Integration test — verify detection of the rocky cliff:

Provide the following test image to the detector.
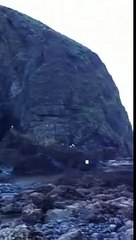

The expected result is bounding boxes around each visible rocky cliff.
[0,6,133,173]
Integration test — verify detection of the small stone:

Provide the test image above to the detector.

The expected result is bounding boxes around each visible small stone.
[58,229,84,240]
[125,220,133,229]
[126,229,133,240]
[110,232,117,237]
[43,229,54,235]
[91,232,99,237]
[109,224,116,231]
[34,237,43,240]
[45,208,71,223]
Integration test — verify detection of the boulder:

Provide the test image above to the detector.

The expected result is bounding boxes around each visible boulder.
[22,203,43,224]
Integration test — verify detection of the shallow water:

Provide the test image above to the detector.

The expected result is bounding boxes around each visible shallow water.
[0,159,133,190]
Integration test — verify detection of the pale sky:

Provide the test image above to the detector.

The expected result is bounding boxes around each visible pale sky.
[0,0,133,124]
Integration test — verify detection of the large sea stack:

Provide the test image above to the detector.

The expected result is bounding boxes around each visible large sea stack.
[0,6,133,173]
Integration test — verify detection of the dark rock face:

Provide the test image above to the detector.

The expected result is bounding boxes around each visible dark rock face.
[0,6,133,172]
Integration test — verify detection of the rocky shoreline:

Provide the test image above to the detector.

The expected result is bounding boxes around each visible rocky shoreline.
[0,162,133,240]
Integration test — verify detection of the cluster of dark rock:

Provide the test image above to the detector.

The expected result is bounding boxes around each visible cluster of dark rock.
[0,170,133,239]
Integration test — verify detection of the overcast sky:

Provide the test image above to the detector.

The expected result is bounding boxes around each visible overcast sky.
[0,0,133,124]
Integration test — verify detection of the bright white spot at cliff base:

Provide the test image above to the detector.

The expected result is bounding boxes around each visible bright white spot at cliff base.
[85,160,90,165]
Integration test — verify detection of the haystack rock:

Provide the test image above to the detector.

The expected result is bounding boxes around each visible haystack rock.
[0,6,133,173]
